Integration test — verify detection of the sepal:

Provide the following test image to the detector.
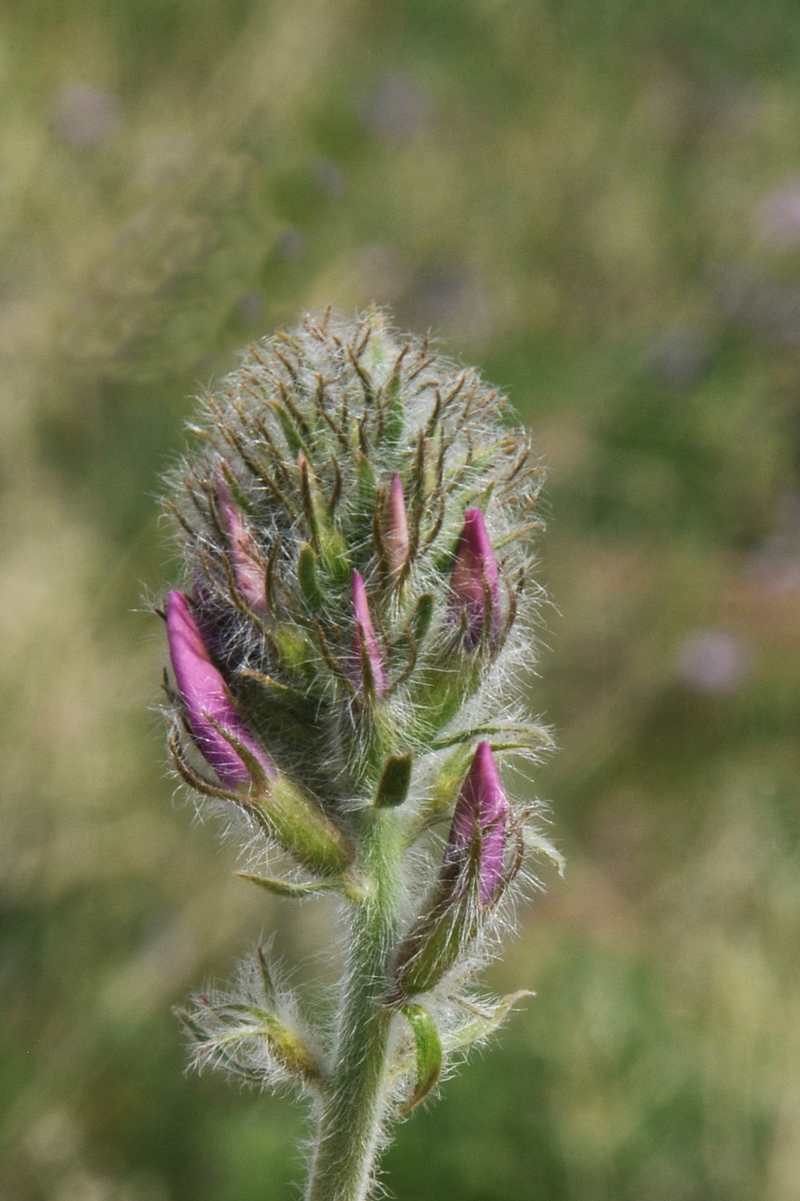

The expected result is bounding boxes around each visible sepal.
[405,744,473,843]
[176,980,320,1086]
[237,872,341,899]
[373,754,413,809]
[252,776,354,878]
[237,869,364,901]
[521,821,565,877]
[397,1004,443,1115]
[167,716,352,878]
[443,991,534,1055]
[298,543,325,611]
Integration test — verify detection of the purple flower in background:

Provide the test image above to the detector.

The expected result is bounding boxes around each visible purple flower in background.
[167,590,274,786]
[447,741,509,904]
[449,509,501,646]
[351,571,387,699]
[216,472,267,615]
[757,179,800,249]
[675,628,749,694]
[53,82,120,148]
[385,472,409,578]
[364,72,429,143]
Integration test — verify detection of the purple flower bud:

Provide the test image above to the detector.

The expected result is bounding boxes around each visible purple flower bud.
[384,472,409,578]
[216,472,267,614]
[449,509,501,647]
[167,590,274,787]
[351,571,387,699]
[447,741,508,904]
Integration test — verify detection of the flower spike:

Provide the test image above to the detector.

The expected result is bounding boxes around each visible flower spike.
[449,508,501,646]
[166,590,274,787]
[157,310,552,1200]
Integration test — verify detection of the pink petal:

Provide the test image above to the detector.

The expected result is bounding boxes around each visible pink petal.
[450,509,501,646]
[351,571,387,699]
[167,590,273,786]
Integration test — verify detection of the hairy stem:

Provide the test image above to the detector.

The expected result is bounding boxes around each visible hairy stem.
[306,810,404,1201]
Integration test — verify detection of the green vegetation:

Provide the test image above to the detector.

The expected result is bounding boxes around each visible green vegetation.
[3,1,800,1197]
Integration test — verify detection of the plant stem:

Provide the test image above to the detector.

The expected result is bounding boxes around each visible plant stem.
[306,809,404,1201]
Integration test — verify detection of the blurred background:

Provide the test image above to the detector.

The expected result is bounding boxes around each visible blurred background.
[3,1,800,1198]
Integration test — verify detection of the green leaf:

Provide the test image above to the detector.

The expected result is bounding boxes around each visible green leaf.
[405,744,472,844]
[399,1004,443,1115]
[256,944,278,1005]
[443,991,534,1055]
[431,721,555,754]
[189,1000,320,1079]
[522,827,565,876]
[236,872,339,898]
[373,753,413,808]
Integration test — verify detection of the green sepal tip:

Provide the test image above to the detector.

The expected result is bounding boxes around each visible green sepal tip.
[398,1004,443,1115]
[373,753,413,808]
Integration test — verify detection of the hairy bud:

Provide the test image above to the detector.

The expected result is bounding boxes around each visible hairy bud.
[450,508,501,647]
[392,742,517,999]
[351,570,387,700]
[447,740,509,904]
[166,589,274,786]
[216,471,268,615]
[384,471,409,579]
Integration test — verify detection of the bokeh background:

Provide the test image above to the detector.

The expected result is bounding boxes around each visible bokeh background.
[3,1,800,1198]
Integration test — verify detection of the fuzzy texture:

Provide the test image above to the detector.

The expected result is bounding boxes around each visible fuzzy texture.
[166,589,275,785]
[160,308,559,1201]
[448,740,509,904]
[449,509,502,648]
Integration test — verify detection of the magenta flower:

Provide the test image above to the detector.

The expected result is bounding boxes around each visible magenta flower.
[216,472,267,614]
[447,741,509,904]
[167,590,274,787]
[384,472,409,578]
[351,571,387,699]
[449,509,501,646]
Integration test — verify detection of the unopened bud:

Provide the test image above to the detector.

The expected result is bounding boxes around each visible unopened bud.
[393,742,511,998]
[446,741,508,905]
[216,472,267,615]
[167,590,275,786]
[351,571,387,699]
[449,509,501,647]
[384,472,409,578]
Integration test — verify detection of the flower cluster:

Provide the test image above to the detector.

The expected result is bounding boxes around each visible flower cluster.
[159,309,559,1200]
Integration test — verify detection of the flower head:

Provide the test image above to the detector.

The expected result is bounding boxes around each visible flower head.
[159,311,551,1152]
[167,590,274,787]
[450,509,501,647]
